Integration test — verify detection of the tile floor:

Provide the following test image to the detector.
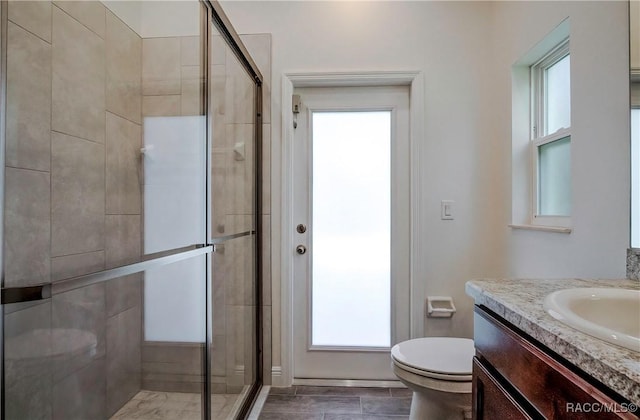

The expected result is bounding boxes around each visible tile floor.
[110,390,239,419]
[258,386,412,419]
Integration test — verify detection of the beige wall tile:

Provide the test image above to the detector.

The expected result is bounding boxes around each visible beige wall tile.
[52,6,105,144]
[210,64,228,233]
[181,36,199,66]
[106,10,142,124]
[4,168,50,287]
[53,0,105,38]
[181,78,202,116]
[6,22,52,172]
[51,131,105,257]
[141,342,203,393]
[240,34,271,124]
[51,250,105,282]
[52,357,107,419]
[182,65,200,80]
[211,146,230,236]
[224,234,255,306]
[52,283,106,382]
[261,124,271,214]
[142,37,181,95]
[210,64,227,146]
[8,0,52,43]
[261,215,271,306]
[106,305,142,416]
[142,95,181,117]
[106,112,142,215]
[225,124,255,217]
[212,335,226,376]
[212,252,226,335]
[211,35,226,66]
[105,215,141,269]
[4,302,53,418]
[225,305,245,387]
[106,273,142,318]
[225,50,255,124]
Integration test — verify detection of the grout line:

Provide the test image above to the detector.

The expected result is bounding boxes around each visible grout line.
[51,129,105,146]
[106,109,142,128]
[5,165,50,175]
[52,3,105,41]
[6,17,51,45]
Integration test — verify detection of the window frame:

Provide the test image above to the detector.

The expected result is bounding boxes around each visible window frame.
[530,39,571,228]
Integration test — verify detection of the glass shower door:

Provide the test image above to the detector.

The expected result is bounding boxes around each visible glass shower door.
[209,14,261,418]
[1,1,263,418]
[1,1,210,418]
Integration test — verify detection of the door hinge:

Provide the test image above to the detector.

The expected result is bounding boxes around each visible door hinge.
[293,94,301,129]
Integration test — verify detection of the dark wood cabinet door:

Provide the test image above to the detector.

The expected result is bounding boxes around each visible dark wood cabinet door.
[473,357,533,420]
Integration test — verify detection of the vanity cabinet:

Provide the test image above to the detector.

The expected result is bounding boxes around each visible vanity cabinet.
[472,306,637,419]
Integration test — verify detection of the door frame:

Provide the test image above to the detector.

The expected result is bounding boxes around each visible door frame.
[278,71,425,386]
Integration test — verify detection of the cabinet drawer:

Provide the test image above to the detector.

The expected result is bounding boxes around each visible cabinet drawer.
[474,306,636,419]
[473,357,532,420]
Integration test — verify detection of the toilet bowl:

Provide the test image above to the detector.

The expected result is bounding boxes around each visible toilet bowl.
[391,337,474,420]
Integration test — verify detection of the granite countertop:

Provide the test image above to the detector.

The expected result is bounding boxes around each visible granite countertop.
[465,278,640,405]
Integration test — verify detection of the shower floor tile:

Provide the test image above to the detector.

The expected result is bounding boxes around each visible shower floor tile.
[110,390,240,419]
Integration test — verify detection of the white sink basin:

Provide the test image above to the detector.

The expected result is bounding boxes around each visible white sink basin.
[544,288,640,353]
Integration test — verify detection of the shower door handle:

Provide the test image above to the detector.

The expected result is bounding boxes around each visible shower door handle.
[296,245,307,255]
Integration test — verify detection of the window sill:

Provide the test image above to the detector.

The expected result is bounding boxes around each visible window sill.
[509,224,572,234]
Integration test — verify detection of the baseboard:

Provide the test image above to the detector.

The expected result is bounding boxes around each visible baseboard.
[270,366,285,387]
[292,378,405,388]
[268,367,403,389]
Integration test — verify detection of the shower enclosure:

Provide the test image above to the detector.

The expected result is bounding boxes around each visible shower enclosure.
[0,0,263,418]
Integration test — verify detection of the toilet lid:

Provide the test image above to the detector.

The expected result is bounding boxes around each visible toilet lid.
[391,337,474,375]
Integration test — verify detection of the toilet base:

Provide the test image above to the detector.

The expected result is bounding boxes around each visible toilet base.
[409,389,472,420]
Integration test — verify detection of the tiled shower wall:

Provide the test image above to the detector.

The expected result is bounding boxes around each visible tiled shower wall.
[139,31,273,393]
[3,0,272,417]
[139,33,204,394]
[4,1,142,419]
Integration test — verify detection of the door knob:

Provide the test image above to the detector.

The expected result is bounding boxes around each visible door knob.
[296,245,307,255]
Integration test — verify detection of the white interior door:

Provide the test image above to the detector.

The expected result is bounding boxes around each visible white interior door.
[292,86,410,380]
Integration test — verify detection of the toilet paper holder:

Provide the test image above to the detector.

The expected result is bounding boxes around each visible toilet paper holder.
[427,296,456,318]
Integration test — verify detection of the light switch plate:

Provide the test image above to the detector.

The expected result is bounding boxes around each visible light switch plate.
[441,200,454,220]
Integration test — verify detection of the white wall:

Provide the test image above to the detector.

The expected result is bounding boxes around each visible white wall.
[220,0,630,383]
[221,0,504,379]
[491,1,630,278]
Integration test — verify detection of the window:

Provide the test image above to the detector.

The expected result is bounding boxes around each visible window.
[530,40,571,226]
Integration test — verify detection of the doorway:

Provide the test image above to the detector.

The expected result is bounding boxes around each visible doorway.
[291,86,411,381]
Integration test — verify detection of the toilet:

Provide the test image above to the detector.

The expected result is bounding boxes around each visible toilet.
[391,337,475,420]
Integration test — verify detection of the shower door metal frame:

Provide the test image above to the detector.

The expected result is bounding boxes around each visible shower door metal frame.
[205,2,264,417]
